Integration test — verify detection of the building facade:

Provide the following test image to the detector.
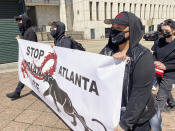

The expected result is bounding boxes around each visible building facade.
[25,0,175,39]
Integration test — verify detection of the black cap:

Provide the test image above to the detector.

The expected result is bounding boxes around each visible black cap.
[104,12,129,25]
[14,14,24,21]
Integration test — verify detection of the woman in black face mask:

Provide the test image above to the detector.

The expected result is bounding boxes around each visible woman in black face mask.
[151,19,175,113]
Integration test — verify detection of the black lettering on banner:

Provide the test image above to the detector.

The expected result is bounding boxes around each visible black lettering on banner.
[39,50,44,59]
[89,80,99,96]
[75,73,81,87]
[31,47,35,57]
[65,68,70,81]
[63,67,66,77]
[26,46,45,59]
[26,46,30,55]
[82,76,89,90]
[32,80,40,92]
[58,66,99,96]
[34,49,39,58]
[59,66,62,76]
[69,71,75,84]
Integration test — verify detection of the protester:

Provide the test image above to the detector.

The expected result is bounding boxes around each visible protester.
[152,23,164,91]
[49,21,85,51]
[152,19,175,112]
[6,15,37,99]
[101,11,156,131]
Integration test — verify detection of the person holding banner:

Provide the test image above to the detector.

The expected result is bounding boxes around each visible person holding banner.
[152,19,175,112]
[101,12,156,131]
[6,15,37,99]
[49,21,85,51]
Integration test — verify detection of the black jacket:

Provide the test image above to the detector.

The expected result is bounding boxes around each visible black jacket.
[152,38,175,80]
[100,12,156,130]
[52,21,84,50]
[20,16,37,42]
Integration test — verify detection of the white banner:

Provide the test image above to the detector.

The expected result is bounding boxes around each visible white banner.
[18,39,126,131]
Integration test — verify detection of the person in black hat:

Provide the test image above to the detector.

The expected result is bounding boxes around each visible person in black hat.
[152,19,175,112]
[100,12,156,131]
[48,21,85,51]
[6,14,37,99]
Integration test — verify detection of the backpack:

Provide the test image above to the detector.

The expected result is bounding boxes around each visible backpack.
[70,39,86,51]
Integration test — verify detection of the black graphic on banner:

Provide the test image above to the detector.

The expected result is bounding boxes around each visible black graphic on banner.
[43,74,107,131]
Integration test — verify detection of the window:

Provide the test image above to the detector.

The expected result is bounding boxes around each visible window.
[134,4,136,14]
[90,29,95,39]
[129,3,132,12]
[158,5,160,19]
[153,4,156,18]
[118,3,120,14]
[110,3,113,19]
[96,2,99,20]
[149,25,154,32]
[174,6,175,18]
[140,4,142,18]
[161,5,164,18]
[123,3,125,11]
[149,4,152,19]
[169,5,171,18]
[144,4,147,19]
[105,2,107,19]
[166,5,168,18]
[89,1,92,20]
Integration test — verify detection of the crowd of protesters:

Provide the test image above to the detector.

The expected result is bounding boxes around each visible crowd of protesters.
[6,12,175,131]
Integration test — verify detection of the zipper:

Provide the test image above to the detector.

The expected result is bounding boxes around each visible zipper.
[126,58,131,104]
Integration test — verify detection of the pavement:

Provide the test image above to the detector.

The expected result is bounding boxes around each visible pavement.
[0,39,175,131]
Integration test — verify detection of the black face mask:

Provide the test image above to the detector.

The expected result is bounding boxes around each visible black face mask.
[50,28,58,38]
[18,23,24,35]
[163,31,172,38]
[110,29,129,45]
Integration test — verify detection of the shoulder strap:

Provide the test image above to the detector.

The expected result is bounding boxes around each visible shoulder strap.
[160,47,175,62]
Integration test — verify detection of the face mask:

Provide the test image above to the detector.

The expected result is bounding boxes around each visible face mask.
[111,29,129,45]
[18,23,24,35]
[50,27,58,38]
[163,31,172,38]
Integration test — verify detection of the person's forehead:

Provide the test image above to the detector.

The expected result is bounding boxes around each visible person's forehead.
[161,25,171,30]
[51,24,57,28]
[17,19,22,23]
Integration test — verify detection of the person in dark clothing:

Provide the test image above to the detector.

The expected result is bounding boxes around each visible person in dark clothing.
[6,15,37,99]
[100,12,156,131]
[152,19,175,112]
[49,21,85,51]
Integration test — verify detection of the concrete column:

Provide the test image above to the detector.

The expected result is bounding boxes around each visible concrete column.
[92,1,96,21]
[65,0,74,31]
[60,0,67,30]
[125,2,130,12]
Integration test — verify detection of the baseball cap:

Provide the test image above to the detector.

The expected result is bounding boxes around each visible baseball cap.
[104,12,129,25]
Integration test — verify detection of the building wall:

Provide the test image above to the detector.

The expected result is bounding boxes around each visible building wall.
[35,5,60,30]
[25,0,175,39]
[72,0,175,39]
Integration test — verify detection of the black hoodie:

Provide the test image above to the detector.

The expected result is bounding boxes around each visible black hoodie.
[152,37,175,80]
[51,21,85,51]
[100,12,155,130]
[51,21,72,48]
[19,15,37,42]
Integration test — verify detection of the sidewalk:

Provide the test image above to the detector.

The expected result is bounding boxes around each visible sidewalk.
[0,72,70,131]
